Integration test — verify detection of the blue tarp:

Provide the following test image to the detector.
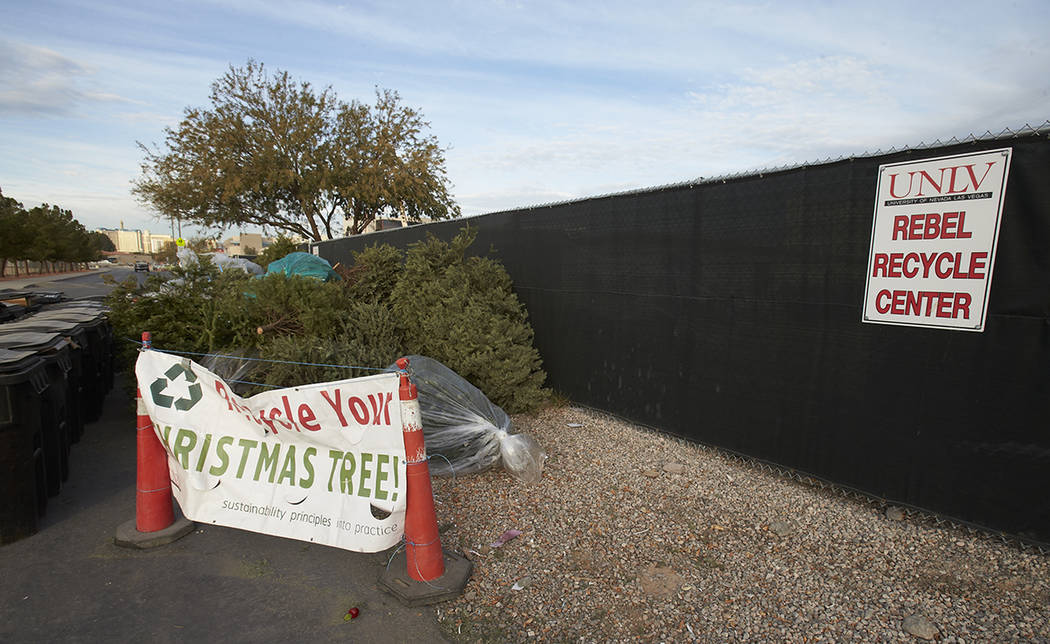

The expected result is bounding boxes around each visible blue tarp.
[263,252,340,282]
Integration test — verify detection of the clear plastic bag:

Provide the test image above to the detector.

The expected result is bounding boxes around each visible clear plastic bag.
[394,355,546,484]
[207,252,264,275]
[201,350,259,396]
[176,247,198,267]
[175,248,263,275]
[499,432,546,485]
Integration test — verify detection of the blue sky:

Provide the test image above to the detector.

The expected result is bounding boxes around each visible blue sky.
[2,0,1047,237]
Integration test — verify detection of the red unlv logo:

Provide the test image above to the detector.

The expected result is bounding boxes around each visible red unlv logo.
[887,161,998,198]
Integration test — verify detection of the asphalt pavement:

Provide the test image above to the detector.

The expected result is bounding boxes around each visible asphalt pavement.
[1,265,131,299]
[0,273,449,643]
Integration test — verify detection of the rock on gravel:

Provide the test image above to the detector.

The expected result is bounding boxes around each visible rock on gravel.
[429,406,1050,642]
[662,462,687,474]
[903,614,939,640]
[637,565,685,598]
[768,519,796,537]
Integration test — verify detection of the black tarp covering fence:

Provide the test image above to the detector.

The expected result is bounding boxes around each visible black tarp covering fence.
[314,133,1050,544]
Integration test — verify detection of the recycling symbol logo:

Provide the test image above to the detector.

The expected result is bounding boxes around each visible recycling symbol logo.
[150,363,203,411]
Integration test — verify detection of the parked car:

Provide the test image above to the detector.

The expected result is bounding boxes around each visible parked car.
[134,261,150,272]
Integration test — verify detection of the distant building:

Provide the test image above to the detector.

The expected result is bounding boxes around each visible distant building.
[148,233,174,253]
[355,214,422,235]
[96,227,169,254]
[221,232,272,257]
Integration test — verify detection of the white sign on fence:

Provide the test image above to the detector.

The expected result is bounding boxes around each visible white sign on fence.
[135,350,406,552]
[862,148,1012,331]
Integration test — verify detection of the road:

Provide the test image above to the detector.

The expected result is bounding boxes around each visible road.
[0,265,147,299]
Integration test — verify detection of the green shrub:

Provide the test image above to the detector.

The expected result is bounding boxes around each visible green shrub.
[253,235,301,269]
[344,243,403,303]
[243,273,349,340]
[254,301,403,389]
[106,228,550,413]
[391,228,548,413]
[105,257,253,370]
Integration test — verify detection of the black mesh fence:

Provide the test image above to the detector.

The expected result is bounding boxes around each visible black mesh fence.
[316,133,1050,544]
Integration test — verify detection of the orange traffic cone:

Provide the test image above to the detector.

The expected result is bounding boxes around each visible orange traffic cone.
[114,332,193,548]
[397,357,445,581]
[134,381,174,532]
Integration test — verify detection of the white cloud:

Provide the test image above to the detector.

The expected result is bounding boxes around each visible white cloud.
[211,0,752,76]
[3,0,1048,233]
[0,41,85,114]
[115,110,183,126]
[0,39,141,115]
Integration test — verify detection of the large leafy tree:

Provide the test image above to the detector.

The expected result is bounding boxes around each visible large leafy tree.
[132,60,460,242]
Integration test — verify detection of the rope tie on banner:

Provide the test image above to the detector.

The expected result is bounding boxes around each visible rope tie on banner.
[405,536,441,549]
[428,453,456,482]
[125,337,397,374]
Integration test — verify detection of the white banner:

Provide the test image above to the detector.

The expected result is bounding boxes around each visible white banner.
[862,148,1012,331]
[135,350,406,552]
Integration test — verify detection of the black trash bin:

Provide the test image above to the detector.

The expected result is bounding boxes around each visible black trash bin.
[0,330,75,496]
[1,317,89,441]
[34,306,113,420]
[0,348,50,544]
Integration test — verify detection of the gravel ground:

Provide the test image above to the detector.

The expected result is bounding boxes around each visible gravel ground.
[428,405,1050,643]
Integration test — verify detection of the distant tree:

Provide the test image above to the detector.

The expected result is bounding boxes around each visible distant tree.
[12,203,94,273]
[154,240,178,264]
[90,231,115,253]
[0,190,30,276]
[132,60,460,242]
[188,236,214,253]
[24,205,61,272]
[0,190,104,274]
[65,221,95,267]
